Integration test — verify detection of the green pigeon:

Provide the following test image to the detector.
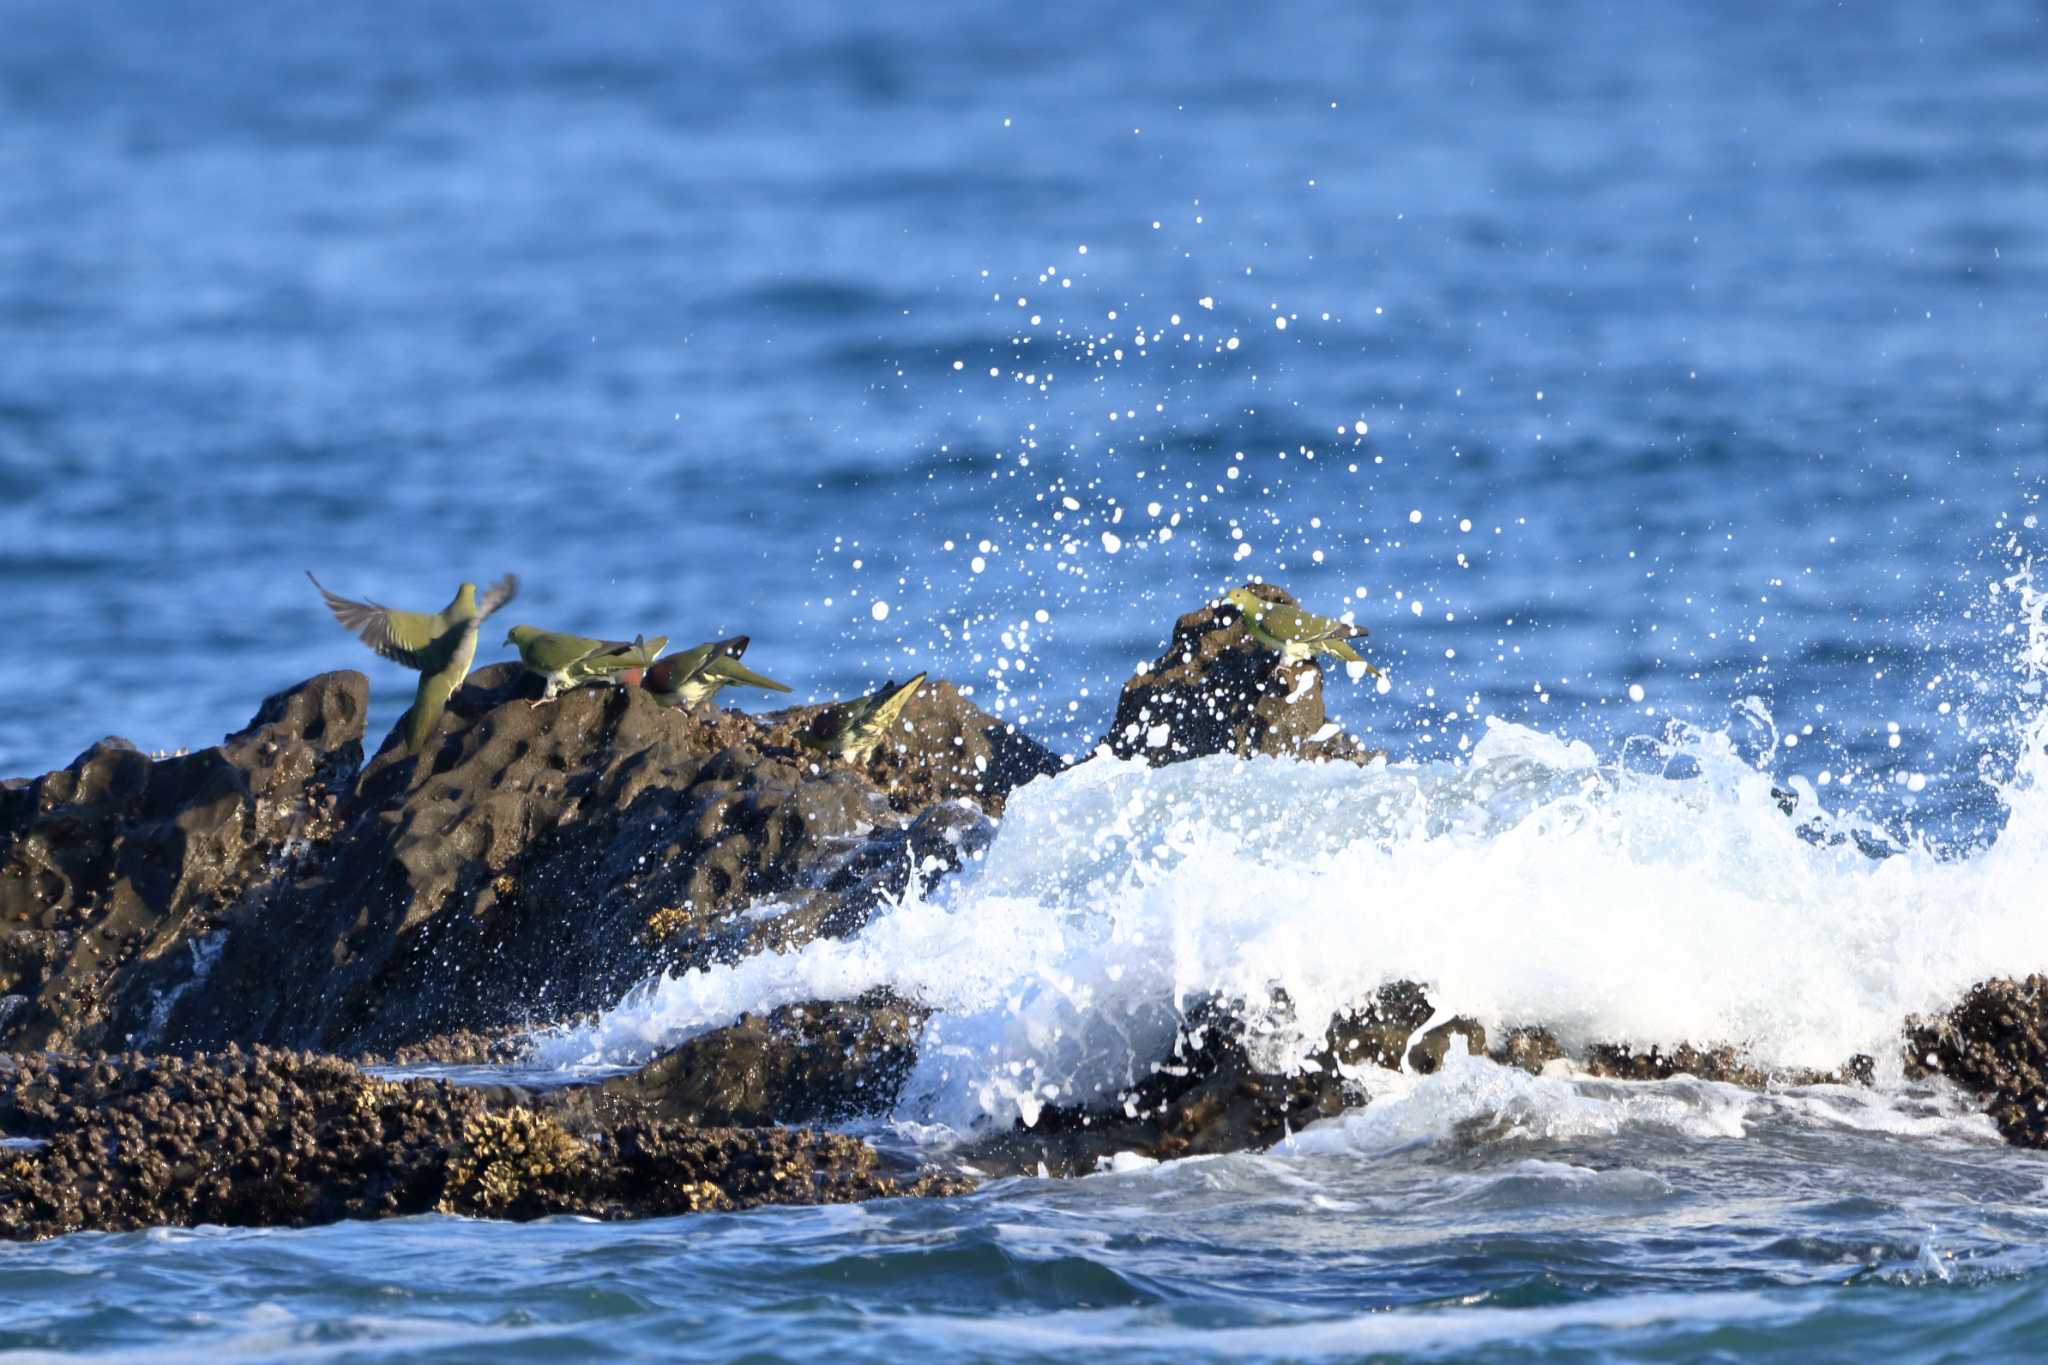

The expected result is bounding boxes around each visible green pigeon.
[643,636,793,711]
[504,625,669,704]
[308,570,519,755]
[799,673,929,762]
[1223,586,1378,673]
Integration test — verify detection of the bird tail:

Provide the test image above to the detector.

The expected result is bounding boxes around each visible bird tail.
[711,657,793,692]
[876,673,928,719]
[403,671,461,755]
[606,634,667,668]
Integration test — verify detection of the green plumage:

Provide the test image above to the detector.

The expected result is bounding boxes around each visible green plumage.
[800,673,928,761]
[643,636,793,711]
[1223,586,1376,672]
[309,570,519,755]
[504,625,668,701]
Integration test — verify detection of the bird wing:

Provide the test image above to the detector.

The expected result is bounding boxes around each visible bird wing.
[645,635,751,693]
[616,634,668,669]
[647,643,716,692]
[569,634,667,677]
[476,573,519,620]
[520,630,610,673]
[307,572,441,670]
[1264,602,1366,643]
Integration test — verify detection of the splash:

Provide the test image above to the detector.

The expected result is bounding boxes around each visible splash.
[538,565,2048,1134]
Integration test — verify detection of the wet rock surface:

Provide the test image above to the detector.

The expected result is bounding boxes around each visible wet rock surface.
[0,1048,969,1242]
[361,1027,543,1069]
[957,981,1894,1176]
[0,673,366,1053]
[1102,583,1378,767]
[962,998,1355,1177]
[1578,1041,1874,1090]
[1905,975,2048,1148]
[960,986,1497,1177]
[1,663,1052,1058]
[561,991,928,1129]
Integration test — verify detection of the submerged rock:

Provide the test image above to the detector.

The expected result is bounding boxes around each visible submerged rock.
[962,997,1355,1177]
[961,980,1894,1175]
[0,1048,969,1242]
[1102,583,1378,767]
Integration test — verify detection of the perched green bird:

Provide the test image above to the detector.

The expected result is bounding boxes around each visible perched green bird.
[799,673,929,762]
[643,636,793,711]
[308,570,519,755]
[504,626,669,703]
[1223,586,1378,673]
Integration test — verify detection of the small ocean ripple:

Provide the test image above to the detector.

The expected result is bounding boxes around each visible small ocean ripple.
[7,1132,2048,1364]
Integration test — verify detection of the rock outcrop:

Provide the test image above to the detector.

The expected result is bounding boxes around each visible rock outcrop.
[0,673,366,1053]
[1103,583,1377,766]
[16,583,2048,1241]
[0,662,1055,1059]
[0,1048,968,1241]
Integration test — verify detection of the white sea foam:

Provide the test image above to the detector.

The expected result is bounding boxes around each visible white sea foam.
[535,565,2048,1139]
[1279,1046,1754,1154]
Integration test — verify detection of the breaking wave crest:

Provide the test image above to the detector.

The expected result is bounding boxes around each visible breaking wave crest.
[536,565,2048,1139]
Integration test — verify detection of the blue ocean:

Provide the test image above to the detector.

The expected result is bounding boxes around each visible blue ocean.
[4,0,2048,1358]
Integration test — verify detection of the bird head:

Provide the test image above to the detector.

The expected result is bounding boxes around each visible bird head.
[505,624,539,647]
[456,582,478,608]
[1223,587,1264,618]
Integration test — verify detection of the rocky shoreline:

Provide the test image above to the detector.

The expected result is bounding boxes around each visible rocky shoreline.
[0,1047,967,1241]
[4,585,2046,1240]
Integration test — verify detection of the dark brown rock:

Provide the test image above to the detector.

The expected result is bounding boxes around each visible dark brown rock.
[0,673,366,1052]
[0,1048,969,1242]
[963,985,1464,1176]
[1491,1026,1568,1073]
[362,1027,542,1068]
[1321,980,1435,1071]
[963,997,1356,1177]
[0,656,1046,1060]
[1579,1041,1872,1090]
[1102,583,1377,767]
[1905,975,2048,1148]
[732,678,1060,819]
[561,991,928,1129]
[1406,1017,1488,1075]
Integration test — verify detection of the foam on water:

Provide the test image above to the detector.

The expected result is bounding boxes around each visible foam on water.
[536,567,2048,1137]
[1276,1041,2001,1159]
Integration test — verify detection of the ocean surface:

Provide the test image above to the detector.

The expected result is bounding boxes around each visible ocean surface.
[4,0,2048,1358]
